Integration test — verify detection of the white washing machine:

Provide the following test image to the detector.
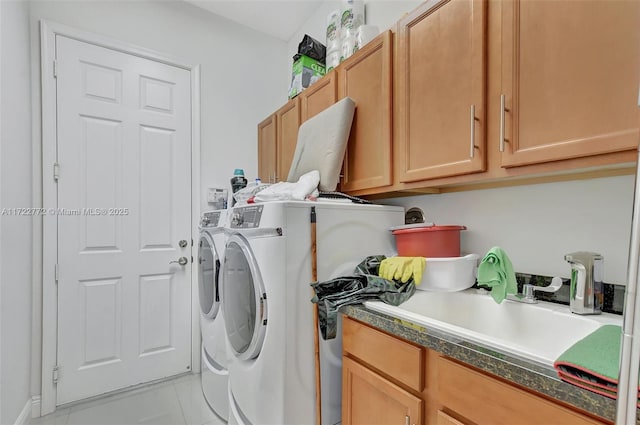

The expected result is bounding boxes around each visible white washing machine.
[198,209,230,421]
[221,200,403,425]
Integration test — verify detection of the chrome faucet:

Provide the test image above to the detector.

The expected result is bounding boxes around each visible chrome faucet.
[507,277,563,303]
[564,252,603,315]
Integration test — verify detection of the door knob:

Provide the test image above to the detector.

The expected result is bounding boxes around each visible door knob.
[178,239,188,248]
[170,257,189,266]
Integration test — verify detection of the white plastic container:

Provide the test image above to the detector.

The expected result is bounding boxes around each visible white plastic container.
[355,25,379,51]
[326,49,340,71]
[340,34,357,62]
[341,0,365,30]
[415,254,479,292]
[326,10,341,51]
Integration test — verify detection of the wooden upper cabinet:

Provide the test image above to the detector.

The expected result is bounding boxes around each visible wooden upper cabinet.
[499,0,640,168]
[300,70,337,123]
[342,356,423,425]
[338,30,393,192]
[275,98,300,182]
[257,114,277,183]
[396,0,487,183]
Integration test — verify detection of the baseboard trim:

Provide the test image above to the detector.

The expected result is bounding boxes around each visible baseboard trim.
[14,398,32,425]
[31,396,41,419]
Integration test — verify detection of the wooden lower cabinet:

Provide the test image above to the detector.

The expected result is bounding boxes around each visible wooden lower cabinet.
[342,317,607,425]
[436,411,466,425]
[343,356,423,425]
[437,357,606,425]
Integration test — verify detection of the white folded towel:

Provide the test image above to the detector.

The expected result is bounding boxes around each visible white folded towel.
[254,170,320,202]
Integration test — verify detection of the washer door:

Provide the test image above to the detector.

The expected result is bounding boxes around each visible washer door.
[198,231,221,319]
[221,233,267,361]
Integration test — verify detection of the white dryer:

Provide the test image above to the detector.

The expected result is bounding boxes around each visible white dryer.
[198,209,230,421]
[221,201,403,425]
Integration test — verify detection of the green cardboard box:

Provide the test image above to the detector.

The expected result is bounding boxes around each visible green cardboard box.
[288,55,326,99]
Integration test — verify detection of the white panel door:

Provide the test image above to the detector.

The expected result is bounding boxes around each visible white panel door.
[55,35,192,405]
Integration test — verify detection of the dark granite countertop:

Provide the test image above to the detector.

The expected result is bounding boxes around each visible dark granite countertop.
[341,303,624,423]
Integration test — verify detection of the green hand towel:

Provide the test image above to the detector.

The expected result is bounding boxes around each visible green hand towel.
[554,324,622,384]
[477,246,517,304]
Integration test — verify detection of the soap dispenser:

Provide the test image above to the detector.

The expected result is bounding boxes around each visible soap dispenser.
[564,252,603,315]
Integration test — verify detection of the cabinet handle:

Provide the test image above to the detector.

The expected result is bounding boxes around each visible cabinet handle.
[470,104,479,158]
[405,415,410,425]
[499,94,509,152]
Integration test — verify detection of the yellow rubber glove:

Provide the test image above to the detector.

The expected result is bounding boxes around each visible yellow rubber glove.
[379,257,425,284]
[378,257,395,281]
[404,257,426,285]
[379,257,408,281]
[394,257,414,281]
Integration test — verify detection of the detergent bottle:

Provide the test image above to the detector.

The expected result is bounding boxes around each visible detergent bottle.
[230,169,248,206]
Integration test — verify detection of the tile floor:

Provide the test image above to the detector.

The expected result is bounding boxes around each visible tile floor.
[30,374,226,425]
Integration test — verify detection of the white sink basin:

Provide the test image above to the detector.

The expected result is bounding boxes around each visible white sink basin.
[364,290,621,366]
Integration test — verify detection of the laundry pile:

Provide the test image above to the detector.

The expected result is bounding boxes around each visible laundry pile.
[254,170,320,202]
[310,255,418,339]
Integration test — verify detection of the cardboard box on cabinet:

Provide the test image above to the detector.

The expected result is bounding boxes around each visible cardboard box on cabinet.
[288,54,326,99]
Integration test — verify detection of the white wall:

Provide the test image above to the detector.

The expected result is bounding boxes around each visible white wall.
[383,175,636,285]
[28,0,288,407]
[1,0,33,424]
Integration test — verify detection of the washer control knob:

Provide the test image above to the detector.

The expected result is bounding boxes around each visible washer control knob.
[231,212,243,226]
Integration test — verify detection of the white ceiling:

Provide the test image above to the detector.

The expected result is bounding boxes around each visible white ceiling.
[184,0,324,41]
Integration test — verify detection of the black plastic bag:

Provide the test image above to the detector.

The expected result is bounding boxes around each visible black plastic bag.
[311,255,416,340]
[297,34,326,63]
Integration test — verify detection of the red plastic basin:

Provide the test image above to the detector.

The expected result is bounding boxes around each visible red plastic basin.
[392,225,467,258]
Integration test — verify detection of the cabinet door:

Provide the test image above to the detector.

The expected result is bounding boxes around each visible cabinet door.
[300,70,337,123]
[338,30,393,192]
[438,357,605,425]
[257,114,277,183]
[436,411,467,425]
[396,0,487,183]
[499,0,640,167]
[275,98,300,182]
[342,356,423,425]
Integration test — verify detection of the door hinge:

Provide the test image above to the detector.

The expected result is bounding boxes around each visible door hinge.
[55,264,59,285]
[53,162,60,182]
[53,60,58,78]
[52,366,59,385]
